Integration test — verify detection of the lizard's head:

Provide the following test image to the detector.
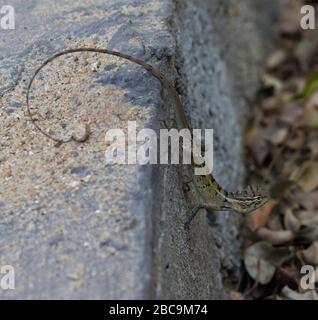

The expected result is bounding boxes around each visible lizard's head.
[224,192,269,214]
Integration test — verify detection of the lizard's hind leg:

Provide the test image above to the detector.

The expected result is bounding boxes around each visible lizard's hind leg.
[159,118,178,130]
[182,174,193,193]
[184,205,209,230]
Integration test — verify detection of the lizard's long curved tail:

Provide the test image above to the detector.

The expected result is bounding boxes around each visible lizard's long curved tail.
[26,48,190,144]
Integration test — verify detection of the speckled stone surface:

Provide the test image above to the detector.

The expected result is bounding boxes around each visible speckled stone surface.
[0,0,276,299]
[0,0,171,299]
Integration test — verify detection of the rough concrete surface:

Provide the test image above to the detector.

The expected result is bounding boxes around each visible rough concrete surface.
[0,0,277,299]
[153,0,278,299]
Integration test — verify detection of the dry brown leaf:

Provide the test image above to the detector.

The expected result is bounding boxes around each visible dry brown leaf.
[285,131,305,150]
[302,241,318,264]
[296,106,318,128]
[300,191,318,211]
[290,161,318,193]
[263,127,288,145]
[261,113,278,127]
[228,290,244,300]
[282,161,299,178]
[308,139,318,156]
[266,49,288,69]
[307,91,318,108]
[270,178,295,199]
[262,74,284,91]
[261,97,279,111]
[281,286,318,300]
[295,224,318,243]
[267,213,284,231]
[295,210,318,226]
[244,243,276,285]
[280,103,304,125]
[284,209,301,233]
[244,242,293,285]
[246,128,269,165]
[256,228,295,245]
[246,199,277,231]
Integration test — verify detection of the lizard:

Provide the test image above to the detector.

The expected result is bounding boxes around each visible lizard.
[26,48,269,227]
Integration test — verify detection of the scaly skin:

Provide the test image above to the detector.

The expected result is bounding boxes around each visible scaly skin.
[26,48,268,222]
